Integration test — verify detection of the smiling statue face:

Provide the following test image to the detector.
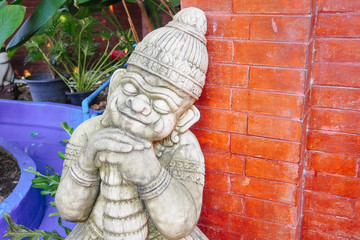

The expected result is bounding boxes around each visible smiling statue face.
[107,67,194,141]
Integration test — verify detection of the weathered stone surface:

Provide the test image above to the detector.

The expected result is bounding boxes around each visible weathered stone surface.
[55,7,209,240]
[0,52,13,87]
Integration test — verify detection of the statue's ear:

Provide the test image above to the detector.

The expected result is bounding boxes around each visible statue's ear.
[176,105,200,133]
[107,68,127,102]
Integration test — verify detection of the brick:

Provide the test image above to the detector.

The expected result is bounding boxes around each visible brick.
[231,135,301,163]
[232,90,304,118]
[311,86,360,111]
[249,67,306,94]
[234,0,311,14]
[230,175,297,204]
[207,63,248,87]
[196,86,231,109]
[234,41,308,68]
[310,108,360,135]
[305,172,360,199]
[316,14,360,38]
[248,115,303,141]
[318,0,360,12]
[230,215,296,239]
[204,170,229,192]
[303,211,360,238]
[181,0,232,12]
[198,207,229,230]
[307,130,360,155]
[246,157,299,183]
[206,14,249,39]
[315,39,360,62]
[192,129,230,151]
[195,108,247,134]
[244,197,297,225]
[203,151,245,174]
[302,229,351,240]
[303,191,354,218]
[355,201,360,220]
[312,63,360,88]
[207,39,233,63]
[250,16,311,42]
[307,151,358,177]
[203,189,243,214]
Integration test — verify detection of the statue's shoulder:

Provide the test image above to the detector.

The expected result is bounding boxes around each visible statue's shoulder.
[172,131,204,165]
[164,131,205,185]
[68,116,105,146]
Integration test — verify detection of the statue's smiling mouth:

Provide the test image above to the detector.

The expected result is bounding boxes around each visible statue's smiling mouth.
[119,108,151,125]
[117,105,164,133]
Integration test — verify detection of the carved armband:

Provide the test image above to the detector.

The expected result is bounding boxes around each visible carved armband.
[69,161,100,187]
[137,167,171,200]
[64,143,82,168]
[167,159,205,185]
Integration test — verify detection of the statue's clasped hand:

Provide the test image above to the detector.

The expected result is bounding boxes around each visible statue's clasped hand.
[80,128,162,186]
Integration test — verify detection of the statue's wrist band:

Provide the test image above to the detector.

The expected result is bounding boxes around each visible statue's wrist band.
[137,167,171,200]
[69,161,100,187]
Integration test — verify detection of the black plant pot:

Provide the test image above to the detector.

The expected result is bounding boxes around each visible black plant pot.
[24,73,68,103]
[65,90,94,106]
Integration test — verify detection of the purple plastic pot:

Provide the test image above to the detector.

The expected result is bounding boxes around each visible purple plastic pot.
[0,99,99,236]
[0,137,44,235]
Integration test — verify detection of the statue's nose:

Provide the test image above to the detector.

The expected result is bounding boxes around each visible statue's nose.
[125,94,151,116]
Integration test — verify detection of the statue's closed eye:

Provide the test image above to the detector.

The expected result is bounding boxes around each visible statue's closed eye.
[123,83,138,96]
[153,99,171,114]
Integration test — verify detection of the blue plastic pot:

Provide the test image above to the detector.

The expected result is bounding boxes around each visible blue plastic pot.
[25,73,68,103]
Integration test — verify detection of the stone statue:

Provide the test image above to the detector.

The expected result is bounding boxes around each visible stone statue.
[0,49,19,100]
[55,7,209,240]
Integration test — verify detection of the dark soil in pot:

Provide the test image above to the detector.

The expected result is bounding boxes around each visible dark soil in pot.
[0,151,20,204]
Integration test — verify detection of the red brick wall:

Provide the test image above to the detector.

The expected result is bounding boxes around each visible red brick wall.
[303,0,360,239]
[182,0,360,239]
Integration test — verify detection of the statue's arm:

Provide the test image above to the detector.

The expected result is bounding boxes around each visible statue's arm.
[139,132,205,239]
[55,117,103,222]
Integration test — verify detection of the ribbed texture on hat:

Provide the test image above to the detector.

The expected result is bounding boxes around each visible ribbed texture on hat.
[127,7,208,98]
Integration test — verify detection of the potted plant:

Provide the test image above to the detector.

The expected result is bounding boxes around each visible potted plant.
[25,11,133,105]
[0,0,25,100]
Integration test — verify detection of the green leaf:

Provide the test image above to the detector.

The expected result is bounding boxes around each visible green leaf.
[49,212,59,217]
[0,5,26,48]
[32,183,49,189]
[2,213,65,240]
[9,0,25,5]
[58,151,65,159]
[29,132,39,137]
[60,122,74,137]
[169,0,180,7]
[7,47,18,58]
[6,0,67,51]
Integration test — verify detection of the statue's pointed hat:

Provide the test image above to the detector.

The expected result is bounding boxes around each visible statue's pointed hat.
[127,7,208,99]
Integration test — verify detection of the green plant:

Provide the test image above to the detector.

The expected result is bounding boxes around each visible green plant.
[2,213,66,240]
[2,122,74,239]
[126,0,179,30]
[6,0,180,53]
[25,11,133,93]
[26,166,61,214]
[0,0,26,57]
[2,164,69,239]
[6,0,119,51]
